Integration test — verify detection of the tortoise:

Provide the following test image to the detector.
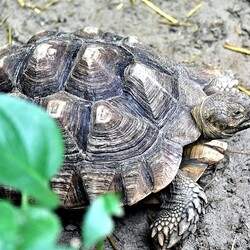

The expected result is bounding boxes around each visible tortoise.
[0,27,250,249]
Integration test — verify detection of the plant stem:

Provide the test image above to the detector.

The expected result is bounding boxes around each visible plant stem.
[96,240,104,250]
[22,193,29,209]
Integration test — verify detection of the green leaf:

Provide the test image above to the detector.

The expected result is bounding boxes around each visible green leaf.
[82,193,124,249]
[0,201,75,250]
[0,201,19,250]
[0,94,64,208]
[102,193,124,216]
[18,206,61,250]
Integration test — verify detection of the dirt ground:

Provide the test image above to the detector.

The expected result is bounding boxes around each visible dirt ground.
[1,0,250,249]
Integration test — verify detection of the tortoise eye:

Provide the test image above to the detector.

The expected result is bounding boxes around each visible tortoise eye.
[232,109,244,118]
[234,110,241,115]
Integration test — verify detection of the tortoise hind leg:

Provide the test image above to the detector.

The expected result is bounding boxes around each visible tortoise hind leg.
[202,70,239,95]
[181,63,239,95]
[150,140,227,249]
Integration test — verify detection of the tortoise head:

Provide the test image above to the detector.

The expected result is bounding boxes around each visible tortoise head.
[192,92,250,138]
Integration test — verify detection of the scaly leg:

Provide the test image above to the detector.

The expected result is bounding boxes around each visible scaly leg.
[150,171,207,249]
[181,63,239,95]
[150,140,227,249]
[202,70,239,95]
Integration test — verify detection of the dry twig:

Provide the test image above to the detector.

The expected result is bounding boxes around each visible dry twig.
[0,15,8,26]
[187,2,203,17]
[230,234,237,250]
[16,0,59,13]
[107,236,118,250]
[223,43,250,55]
[141,0,179,24]
[8,26,12,44]
[238,85,250,96]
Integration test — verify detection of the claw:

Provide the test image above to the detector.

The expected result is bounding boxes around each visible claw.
[198,190,208,203]
[178,218,190,235]
[158,232,165,247]
[168,221,174,232]
[163,226,169,236]
[187,206,196,221]
[151,226,157,238]
[193,185,202,194]
[167,232,182,249]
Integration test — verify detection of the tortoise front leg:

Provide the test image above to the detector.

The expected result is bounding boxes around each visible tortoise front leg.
[150,171,207,249]
[150,140,227,249]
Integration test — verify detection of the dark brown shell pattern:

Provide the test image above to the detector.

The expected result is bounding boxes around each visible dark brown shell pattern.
[0,28,204,208]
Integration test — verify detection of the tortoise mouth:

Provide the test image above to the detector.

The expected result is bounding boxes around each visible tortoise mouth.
[201,117,250,139]
[238,119,250,130]
[224,116,250,135]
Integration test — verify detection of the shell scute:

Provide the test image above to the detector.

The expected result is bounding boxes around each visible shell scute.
[19,39,80,98]
[124,62,180,128]
[65,43,132,101]
[0,45,31,92]
[75,27,123,44]
[121,35,175,75]
[27,30,58,44]
[80,161,119,202]
[0,46,14,92]
[39,91,91,156]
[86,100,159,162]
[51,165,86,208]
[146,138,182,193]
[121,158,153,205]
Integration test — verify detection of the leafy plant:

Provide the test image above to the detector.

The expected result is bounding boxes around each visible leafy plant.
[83,193,123,249]
[0,94,64,208]
[0,94,123,250]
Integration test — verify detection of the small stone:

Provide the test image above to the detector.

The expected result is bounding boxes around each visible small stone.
[65,224,77,231]
[70,237,81,249]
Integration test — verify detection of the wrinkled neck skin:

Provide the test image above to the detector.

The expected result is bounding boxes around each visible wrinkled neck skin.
[191,100,232,139]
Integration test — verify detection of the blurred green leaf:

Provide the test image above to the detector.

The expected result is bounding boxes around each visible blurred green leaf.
[0,94,64,208]
[0,201,75,250]
[82,193,124,249]
[18,206,61,250]
[0,201,19,250]
[102,193,124,216]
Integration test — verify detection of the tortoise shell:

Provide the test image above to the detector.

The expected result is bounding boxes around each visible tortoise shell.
[0,27,207,207]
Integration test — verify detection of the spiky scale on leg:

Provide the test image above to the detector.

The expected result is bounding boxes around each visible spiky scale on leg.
[150,172,207,249]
